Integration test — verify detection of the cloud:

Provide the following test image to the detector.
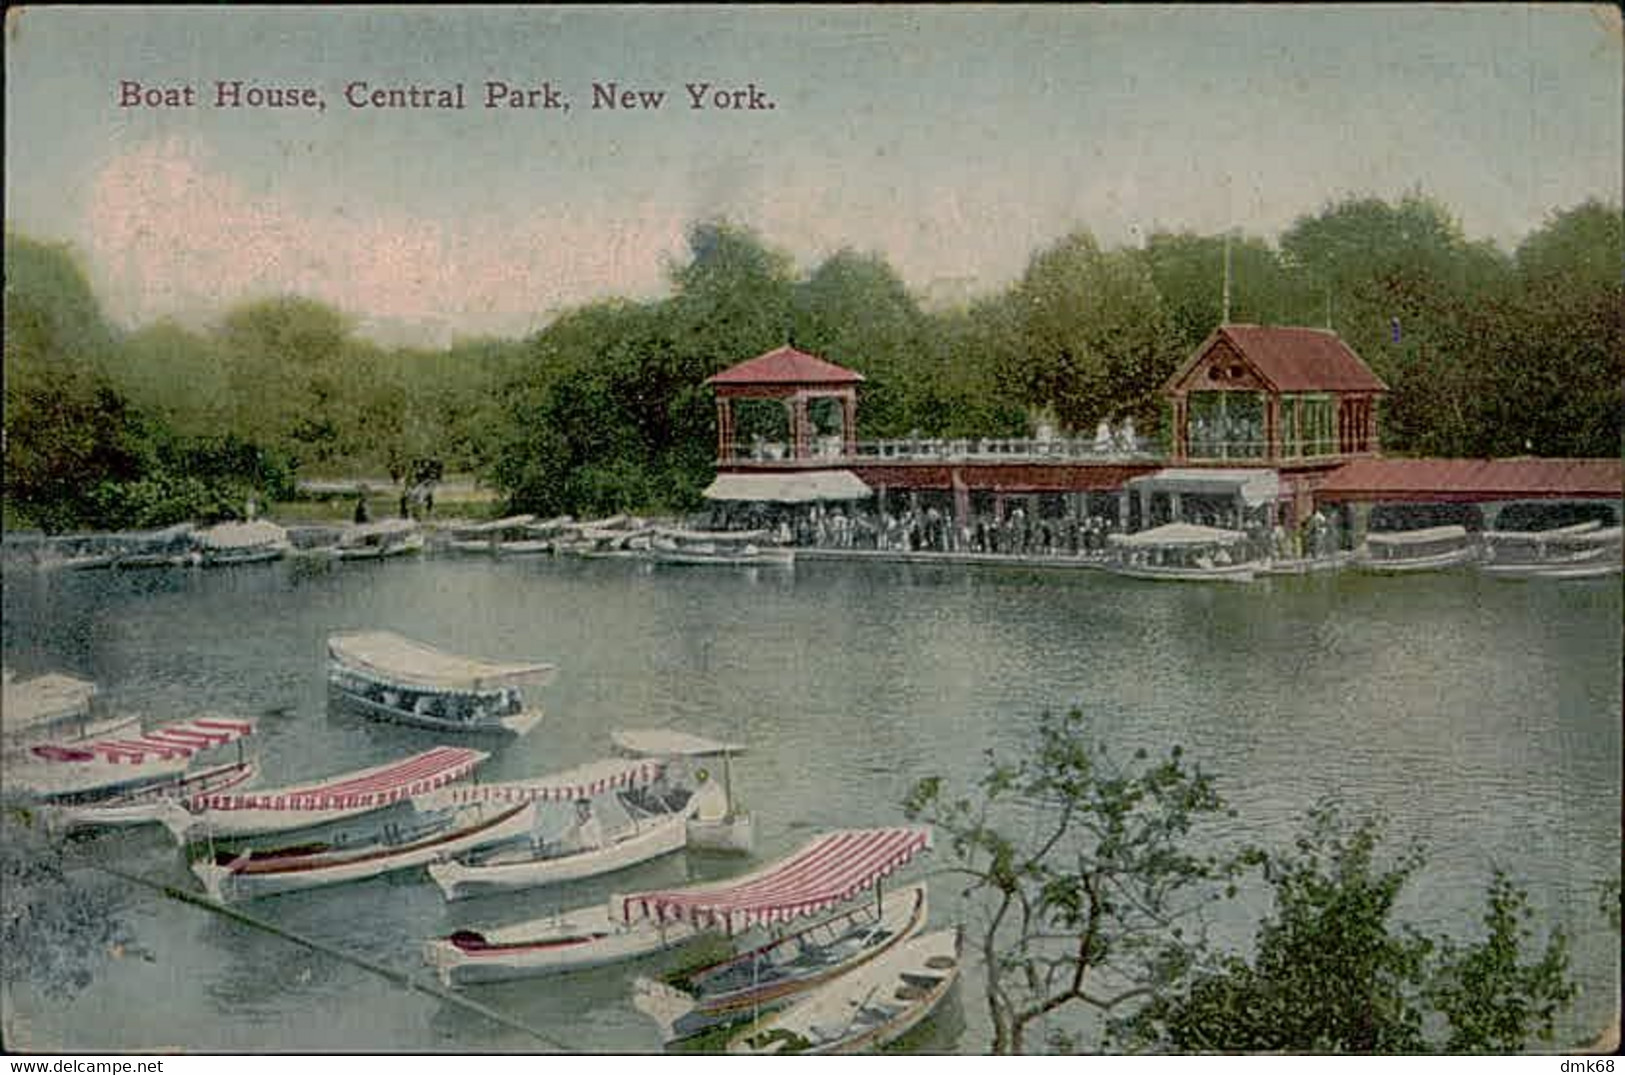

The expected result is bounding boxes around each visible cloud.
[85,137,689,344]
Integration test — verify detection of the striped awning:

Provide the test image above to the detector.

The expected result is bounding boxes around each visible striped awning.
[614,826,931,932]
[30,717,256,765]
[190,746,486,812]
[421,758,665,808]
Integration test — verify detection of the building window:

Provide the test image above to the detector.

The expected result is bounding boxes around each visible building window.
[1187,391,1265,460]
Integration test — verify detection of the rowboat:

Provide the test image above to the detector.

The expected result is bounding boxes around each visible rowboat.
[425,825,932,988]
[331,519,425,560]
[42,760,259,834]
[111,523,198,569]
[327,630,554,737]
[1480,523,1621,579]
[633,883,929,1047]
[423,757,690,900]
[8,716,257,802]
[612,729,753,853]
[443,515,539,554]
[556,517,656,559]
[1106,523,1260,582]
[194,520,290,566]
[728,928,962,1055]
[159,745,487,844]
[1355,525,1478,573]
[191,796,535,903]
[1260,550,1354,576]
[650,528,794,567]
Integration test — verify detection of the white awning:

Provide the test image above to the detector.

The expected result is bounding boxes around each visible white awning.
[703,470,873,503]
[611,728,746,757]
[1,673,98,737]
[328,631,556,691]
[1127,468,1280,508]
[1365,525,1469,546]
[1110,522,1249,548]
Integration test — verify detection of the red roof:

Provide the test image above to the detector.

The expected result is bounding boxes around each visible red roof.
[707,346,864,386]
[1171,325,1388,394]
[1318,458,1622,500]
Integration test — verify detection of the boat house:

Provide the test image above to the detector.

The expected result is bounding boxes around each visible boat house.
[703,331,1620,548]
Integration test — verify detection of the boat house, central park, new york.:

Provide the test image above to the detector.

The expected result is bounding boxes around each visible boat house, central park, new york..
[698,324,1622,562]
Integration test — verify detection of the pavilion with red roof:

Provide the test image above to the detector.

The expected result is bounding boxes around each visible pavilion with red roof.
[706,345,865,463]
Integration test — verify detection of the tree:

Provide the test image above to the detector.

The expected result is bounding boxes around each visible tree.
[1119,804,1575,1054]
[902,707,1238,1055]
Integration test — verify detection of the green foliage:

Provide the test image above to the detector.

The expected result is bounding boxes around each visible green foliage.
[1118,805,1576,1055]
[903,708,1237,1055]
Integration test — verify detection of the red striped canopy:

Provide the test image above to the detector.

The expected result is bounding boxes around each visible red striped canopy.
[428,758,665,808]
[30,717,255,765]
[615,826,931,932]
[190,746,485,812]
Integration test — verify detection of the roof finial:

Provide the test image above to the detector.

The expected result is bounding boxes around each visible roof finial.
[1222,231,1232,325]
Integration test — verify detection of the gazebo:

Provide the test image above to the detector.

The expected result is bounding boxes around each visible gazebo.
[706,346,864,464]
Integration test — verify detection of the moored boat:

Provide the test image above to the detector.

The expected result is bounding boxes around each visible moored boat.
[1260,550,1355,576]
[8,716,257,802]
[327,630,554,737]
[727,927,963,1055]
[1106,523,1260,582]
[633,882,930,1047]
[1,672,104,755]
[649,528,794,567]
[195,520,290,566]
[191,795,535,903]
[611,728,753,853]
[443,515,537,554]
[423,757,690,900]
[42,759,259,834]
[1479,522,1620,579]
[331,519,425,560]
[426,825,931,988]
[159,745,487,844]
[1355,524,1478,573]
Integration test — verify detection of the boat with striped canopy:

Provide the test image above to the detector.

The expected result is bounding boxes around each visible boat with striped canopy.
[424,826,930,988]
[728,928,963,1055]
[159,745,487,844]
[327,630,554,737]
[423,757,689,900]
[9,716,257,801]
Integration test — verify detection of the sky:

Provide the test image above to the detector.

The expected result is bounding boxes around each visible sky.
[5,4,1621,346]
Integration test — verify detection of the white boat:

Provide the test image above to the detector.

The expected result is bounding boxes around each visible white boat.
[1106,523,1260,582]
[1,672,102,754]
[728,927,962,1055]
[425,825,932,987]
[160,745,487,844]
[424,757,693,900]
[42,760,259,834]
[194,520,290,566]
[443,515,538,554]
[1356,524,1478,573]
[1480,523,1621,579]
[611,728,753,853]
[557,518,656,559]
[111,523,198,569]
[633,883,930,1047]
[331,519,425,560]
[1260,550,1355,576]
[191,795,536,903]
[650,528,794,567]
[8,716,257,802]
[327,630,554,737]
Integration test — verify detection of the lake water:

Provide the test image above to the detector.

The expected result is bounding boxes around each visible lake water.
[2,553,1619,1053]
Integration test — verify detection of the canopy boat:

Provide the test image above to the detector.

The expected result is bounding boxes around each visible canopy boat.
[195,520,290,566]
[1106,523,1259,582]
[160,745,487,844]
[633,882,929,1047]
[425,825,931,988]
[192,792,535,903]
[331,518,425,560]
[424,757,692,900]
[1480,522,1621,579]
[42,759,259,834]
[728,928,962,1055]
[9,716,257,802]
[1,672,113,755]
[327,630,554,737]
[649,528,794,567]
[1356,524,1478,573]
[557,517,657,559]
[443,515,545,555]
[612,729,752,853]
[1260,550,1354,576]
